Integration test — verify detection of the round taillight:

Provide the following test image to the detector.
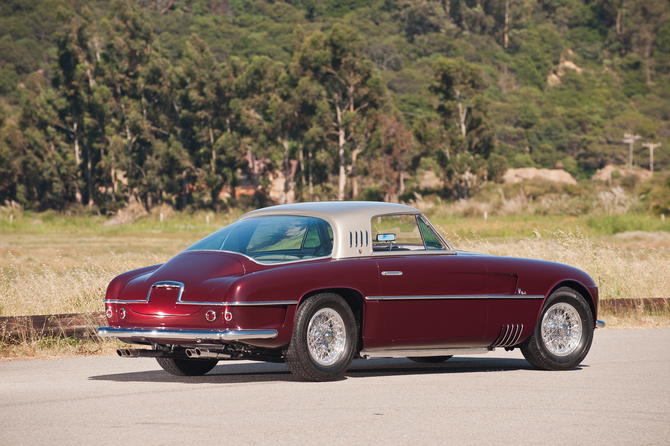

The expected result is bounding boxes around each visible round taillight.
[224,310,232,322]
[106,308,113,319]
[205,310,217,322]
[118,308,127,319]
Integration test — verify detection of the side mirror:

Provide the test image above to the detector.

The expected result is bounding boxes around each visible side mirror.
[376,234,396,242]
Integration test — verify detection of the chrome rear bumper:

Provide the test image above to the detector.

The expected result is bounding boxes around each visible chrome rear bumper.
[97,326,278,342]
[596,319,605,329]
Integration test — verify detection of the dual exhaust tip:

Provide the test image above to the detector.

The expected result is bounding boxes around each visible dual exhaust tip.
[185,348,231,360]
[116,347,230,359]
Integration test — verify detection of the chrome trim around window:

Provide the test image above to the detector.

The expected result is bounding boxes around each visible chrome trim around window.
[364,294,545,301]
[97,326,278,342]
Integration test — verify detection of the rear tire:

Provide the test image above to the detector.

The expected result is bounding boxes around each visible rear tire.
[285,293,358,382]
[156,357,218,376]
[521,287,594,371]
[408,356,452,364]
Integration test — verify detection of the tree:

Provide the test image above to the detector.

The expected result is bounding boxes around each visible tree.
[293,24,386,200]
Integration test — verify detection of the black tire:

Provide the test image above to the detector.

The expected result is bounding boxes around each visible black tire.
[155,357,219,376]
[285,293,358,382]
[408,356,453,364]
[521,287,594,371]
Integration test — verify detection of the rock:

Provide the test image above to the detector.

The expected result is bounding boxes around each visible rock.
[503,167,577,185]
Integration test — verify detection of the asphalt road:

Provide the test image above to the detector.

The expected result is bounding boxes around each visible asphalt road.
[1,329,669,446]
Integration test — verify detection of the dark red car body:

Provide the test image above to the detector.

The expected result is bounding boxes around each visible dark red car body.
[98,201,602,379]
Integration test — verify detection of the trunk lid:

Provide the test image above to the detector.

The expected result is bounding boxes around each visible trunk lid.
[123,252,244,316]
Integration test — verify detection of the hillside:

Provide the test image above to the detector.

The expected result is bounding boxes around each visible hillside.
[0,0,669,213]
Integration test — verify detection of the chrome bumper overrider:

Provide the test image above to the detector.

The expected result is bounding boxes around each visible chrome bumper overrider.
[596,319,605,329]
[97,326,278,342]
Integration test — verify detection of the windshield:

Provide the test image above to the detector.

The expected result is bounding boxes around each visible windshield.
[184,216,334,263]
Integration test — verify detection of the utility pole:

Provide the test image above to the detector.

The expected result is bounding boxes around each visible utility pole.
[642,142,661,174]
[623,133,641,172]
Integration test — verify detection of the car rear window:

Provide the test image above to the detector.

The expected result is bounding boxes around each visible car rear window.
[184,216,334,263]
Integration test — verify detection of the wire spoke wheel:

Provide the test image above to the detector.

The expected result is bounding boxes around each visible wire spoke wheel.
[521,287,594,371]
[285,293,357,381]
[307,308,346,366]
[541,302,583,356]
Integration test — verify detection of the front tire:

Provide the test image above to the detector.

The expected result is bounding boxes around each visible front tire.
[521,287,594,370]
[285,293,358,382]
[156,357,218,376]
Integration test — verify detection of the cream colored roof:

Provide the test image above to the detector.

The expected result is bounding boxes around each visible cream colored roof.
[239,201,421,259]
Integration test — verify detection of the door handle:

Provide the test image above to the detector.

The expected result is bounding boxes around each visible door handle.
[381,271,403,276]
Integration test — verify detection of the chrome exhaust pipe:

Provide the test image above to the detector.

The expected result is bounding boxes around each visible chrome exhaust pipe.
[185,348,231,359]
[117,348,165,358]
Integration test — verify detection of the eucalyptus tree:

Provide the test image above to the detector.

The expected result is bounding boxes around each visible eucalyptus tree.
[430,56,494,198]
[100,0,154,204]
[51,6,108,207]
[293,24,387,201]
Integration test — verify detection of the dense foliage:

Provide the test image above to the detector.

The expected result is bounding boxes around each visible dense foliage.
[0,0,669,213]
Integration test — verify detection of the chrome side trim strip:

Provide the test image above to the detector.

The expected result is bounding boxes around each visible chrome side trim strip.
[97,327,278,342]
[104,299,298,306]
[596,319,605,329]
[381,271,403,276]
[104,299,147,304]
[364,294,545,301]
[360,348,492,358]
[225,300,299,306]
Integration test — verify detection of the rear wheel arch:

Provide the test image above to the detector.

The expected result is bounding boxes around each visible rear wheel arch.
[297,288,365,350]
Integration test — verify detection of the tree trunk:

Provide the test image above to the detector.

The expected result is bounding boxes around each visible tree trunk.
[208,116,216,172]
[456,90,467,137]
[336,98,346,201]
[504,0,509,50]
[298,142,305,201]
[182,169,188,208]
[73,121,83,205]
[282,135,290,204]
[308,147,314,201]
[87,140,93,208]
[351,146,360,199]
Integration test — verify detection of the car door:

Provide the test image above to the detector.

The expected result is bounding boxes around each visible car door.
[370,214,489,348]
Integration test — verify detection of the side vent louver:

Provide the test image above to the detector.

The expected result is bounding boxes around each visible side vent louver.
[349,230,369,248]
[491,324,523,348]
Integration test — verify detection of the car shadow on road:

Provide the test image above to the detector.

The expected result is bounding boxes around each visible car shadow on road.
[88,356,568,384]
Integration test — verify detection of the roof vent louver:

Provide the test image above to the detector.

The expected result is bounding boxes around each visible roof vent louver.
[349,230,369,248]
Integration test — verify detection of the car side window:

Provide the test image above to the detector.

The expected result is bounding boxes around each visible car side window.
[372,214,426,252]
[418,217,445,250]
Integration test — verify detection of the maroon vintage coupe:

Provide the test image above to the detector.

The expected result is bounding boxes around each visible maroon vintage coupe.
[98,201,604,381]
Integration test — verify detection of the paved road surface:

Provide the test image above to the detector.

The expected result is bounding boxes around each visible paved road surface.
[1,329,669,445]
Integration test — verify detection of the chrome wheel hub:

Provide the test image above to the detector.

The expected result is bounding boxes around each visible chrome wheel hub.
[541,302,583,356]
[307,308,346,366]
